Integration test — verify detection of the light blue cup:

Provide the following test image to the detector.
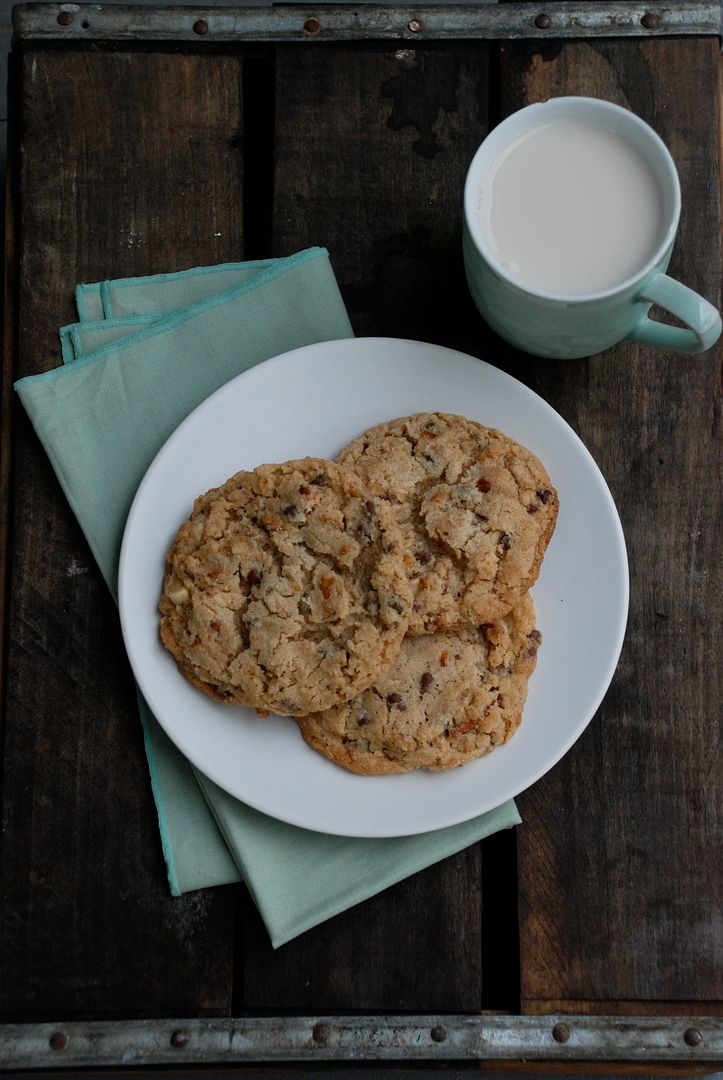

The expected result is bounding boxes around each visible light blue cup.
[463,97,721,359]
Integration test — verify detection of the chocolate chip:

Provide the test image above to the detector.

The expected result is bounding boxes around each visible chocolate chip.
[357,715,370,726]
[311,474,327,486]
[420,672,434,694]
[284,504,300,518]
[298,485,311,495]
[387,693,402,705]
[366,500,376,514]
[416,550,432,564]
[247,569,263,586]
[476,477,492,493]
[499,532,512,552]
[528,629,542,643]
[527,504,539,514]
[388,597,404,614]
[537,488,553,504]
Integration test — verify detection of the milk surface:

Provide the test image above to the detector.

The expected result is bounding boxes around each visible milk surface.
[478,118,666,295]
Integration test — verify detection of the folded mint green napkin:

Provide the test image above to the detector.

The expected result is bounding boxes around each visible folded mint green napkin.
[75,259,277,321]
[16,247,521,947]
[60,315,158,363]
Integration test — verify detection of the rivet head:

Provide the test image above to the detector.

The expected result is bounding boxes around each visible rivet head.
[408,18,423,32]
[535,13,552,28]
[193,19,209,35]
[303,17,321,34]
[170,1029,189,1048]
[684,1028,703,1047]
[57,11,74,25]
[641,11,660,28]
[430,1024,448,1043]
[49,1031,68,1050]
[312,1022,329,1044]
[552,1023,571,1043]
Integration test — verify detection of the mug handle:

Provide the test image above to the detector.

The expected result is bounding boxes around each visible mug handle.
[626,273,721,353]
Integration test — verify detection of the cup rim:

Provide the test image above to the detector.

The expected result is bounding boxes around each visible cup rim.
[463,96,682,305]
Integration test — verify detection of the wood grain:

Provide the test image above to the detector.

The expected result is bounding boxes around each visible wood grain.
[271,42,492,350]
[0,52,18,722]
[522,1001,723,1018]
[498,38,722,1006]
[0,46,247,1019]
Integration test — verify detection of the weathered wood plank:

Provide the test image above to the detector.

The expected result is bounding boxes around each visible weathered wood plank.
[0,46,247,1019]
[523,1001,723,1018]
[249,42,493,1011]
[498,38,722,1006]
[271,42,491,347]
[0,53,18,708]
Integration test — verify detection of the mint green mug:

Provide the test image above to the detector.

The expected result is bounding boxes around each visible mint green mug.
[463,97,721,359]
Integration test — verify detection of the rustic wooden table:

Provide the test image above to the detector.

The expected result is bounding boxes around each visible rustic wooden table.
[0,3,721,1074]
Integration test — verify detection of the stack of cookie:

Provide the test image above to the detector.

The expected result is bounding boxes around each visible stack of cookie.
[159,413,558,774]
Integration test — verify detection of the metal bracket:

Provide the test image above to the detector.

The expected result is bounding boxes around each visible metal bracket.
[1,1015,722,1069]
[12,1,723,44]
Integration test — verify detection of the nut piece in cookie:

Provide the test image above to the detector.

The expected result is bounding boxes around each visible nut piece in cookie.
[296,594,540,774]
[337,412,558,632]
[159,457,411,716]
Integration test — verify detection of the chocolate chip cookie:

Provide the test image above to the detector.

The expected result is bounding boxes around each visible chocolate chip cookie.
[160,458,412,715]
[337,412,557,632]
[296,595,540,774]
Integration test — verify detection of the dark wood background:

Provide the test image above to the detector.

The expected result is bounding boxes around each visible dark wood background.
[1,26,721,1029]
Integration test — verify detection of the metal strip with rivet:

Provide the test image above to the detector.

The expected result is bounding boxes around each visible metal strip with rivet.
[11,1,723,43]
[0,1016,721,1068]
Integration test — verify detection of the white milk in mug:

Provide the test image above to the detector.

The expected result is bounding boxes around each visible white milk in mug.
[477,118,666,296]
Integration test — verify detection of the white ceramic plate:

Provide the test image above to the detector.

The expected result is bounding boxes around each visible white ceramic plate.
[119,338,628,837]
